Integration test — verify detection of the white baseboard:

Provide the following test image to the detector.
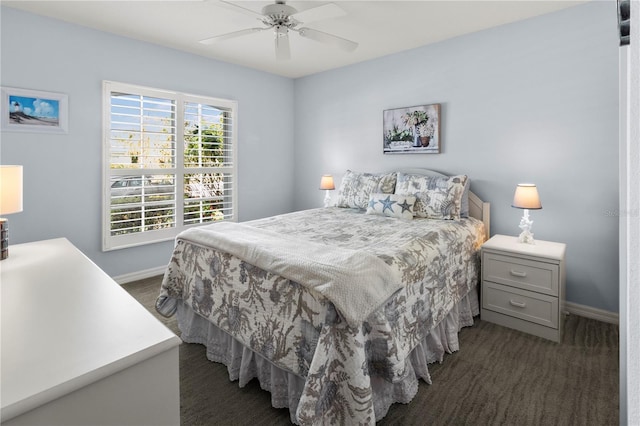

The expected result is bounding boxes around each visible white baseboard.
[113,265,166,285]
[565,301,619,325]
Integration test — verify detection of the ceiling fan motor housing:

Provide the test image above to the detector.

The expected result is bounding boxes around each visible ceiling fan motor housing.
[262,2,298,28]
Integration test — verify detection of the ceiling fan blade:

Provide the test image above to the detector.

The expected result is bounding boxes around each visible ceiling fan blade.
[291,3,346,24]
[199,27,267,45]
[275,31,291,61]
[296,27,358,52]
[215,0,264,20]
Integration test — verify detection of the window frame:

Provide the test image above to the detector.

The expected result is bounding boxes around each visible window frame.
[102,81,238,251]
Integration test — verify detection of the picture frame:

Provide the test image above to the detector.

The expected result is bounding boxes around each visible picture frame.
[383,103,440,154]
[1,87,69,134]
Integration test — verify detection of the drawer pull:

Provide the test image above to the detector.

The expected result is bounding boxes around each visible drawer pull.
[509,299,527,308]
[510,269,527,278]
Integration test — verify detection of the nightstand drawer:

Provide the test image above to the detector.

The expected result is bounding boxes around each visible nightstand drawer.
[483,252,559,296]
[483,281,558,329]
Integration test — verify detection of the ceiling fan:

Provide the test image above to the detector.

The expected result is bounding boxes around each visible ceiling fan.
[200,1,359,61]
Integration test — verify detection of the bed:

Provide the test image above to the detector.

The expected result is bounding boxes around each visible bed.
[156,169,490,425]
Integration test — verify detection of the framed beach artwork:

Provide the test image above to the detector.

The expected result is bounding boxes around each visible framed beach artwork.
[383,103,440,154]
[1,87,69,134]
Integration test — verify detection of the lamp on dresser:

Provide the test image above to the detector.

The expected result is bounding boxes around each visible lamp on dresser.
[319,175,335,208]
[0,165,23,260]
[512,183,542,244]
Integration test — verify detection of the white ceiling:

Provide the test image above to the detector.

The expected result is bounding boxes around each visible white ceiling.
[3,0,587,78]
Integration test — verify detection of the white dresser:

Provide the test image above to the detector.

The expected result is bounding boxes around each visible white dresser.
[1,238,181,425]
[481,234,566,343]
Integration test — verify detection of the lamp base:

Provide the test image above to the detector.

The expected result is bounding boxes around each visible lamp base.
[1,218,8,260]
[518,230,535,244]
[517,209,536,244]
[323,190,332,208]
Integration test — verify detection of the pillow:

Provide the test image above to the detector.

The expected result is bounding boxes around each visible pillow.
[365,193,416,220]
[335,170,397,209]
[460,177,471,218]
[395,173,468,220]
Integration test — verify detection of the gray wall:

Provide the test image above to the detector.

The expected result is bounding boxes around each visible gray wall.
[0,6,295,277]
[293,2,619,313]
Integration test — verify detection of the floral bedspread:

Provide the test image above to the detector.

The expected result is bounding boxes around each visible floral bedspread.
[157,208,485,425]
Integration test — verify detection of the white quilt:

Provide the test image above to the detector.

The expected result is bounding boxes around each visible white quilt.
[178,222,403,327]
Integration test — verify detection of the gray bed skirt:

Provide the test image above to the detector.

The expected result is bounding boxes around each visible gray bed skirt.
[176,288,479,424]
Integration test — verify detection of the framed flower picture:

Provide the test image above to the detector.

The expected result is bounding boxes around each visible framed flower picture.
[383,103,440,154]
[1,87,69,134]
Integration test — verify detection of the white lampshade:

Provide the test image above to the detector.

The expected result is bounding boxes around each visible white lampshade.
[512,184,542,210]
[319,175,335,190]
[0,165,23,215]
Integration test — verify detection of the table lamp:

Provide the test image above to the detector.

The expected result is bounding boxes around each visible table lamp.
[0,165,24,260]
[319,175,335,208]
[512,183,541,244]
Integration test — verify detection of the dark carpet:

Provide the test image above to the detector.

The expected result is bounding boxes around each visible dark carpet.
[123,276,619,425]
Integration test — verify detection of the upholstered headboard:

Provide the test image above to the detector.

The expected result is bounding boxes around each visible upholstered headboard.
[394,168,490,241]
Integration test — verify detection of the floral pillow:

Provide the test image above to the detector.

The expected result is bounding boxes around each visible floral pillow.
[365,193,416,220]
[395,173,468,220]
[460,177,471,218]
[335,170,397,209]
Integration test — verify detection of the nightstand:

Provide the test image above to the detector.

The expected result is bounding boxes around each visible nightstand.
[481,234,566,342]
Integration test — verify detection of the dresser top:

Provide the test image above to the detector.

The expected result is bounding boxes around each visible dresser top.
[0,238,180,422]
[482,234,566,261]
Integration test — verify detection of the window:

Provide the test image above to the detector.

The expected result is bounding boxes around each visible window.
[102,81,237,250]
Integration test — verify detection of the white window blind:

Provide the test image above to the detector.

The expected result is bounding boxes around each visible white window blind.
[102,81,237,251]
